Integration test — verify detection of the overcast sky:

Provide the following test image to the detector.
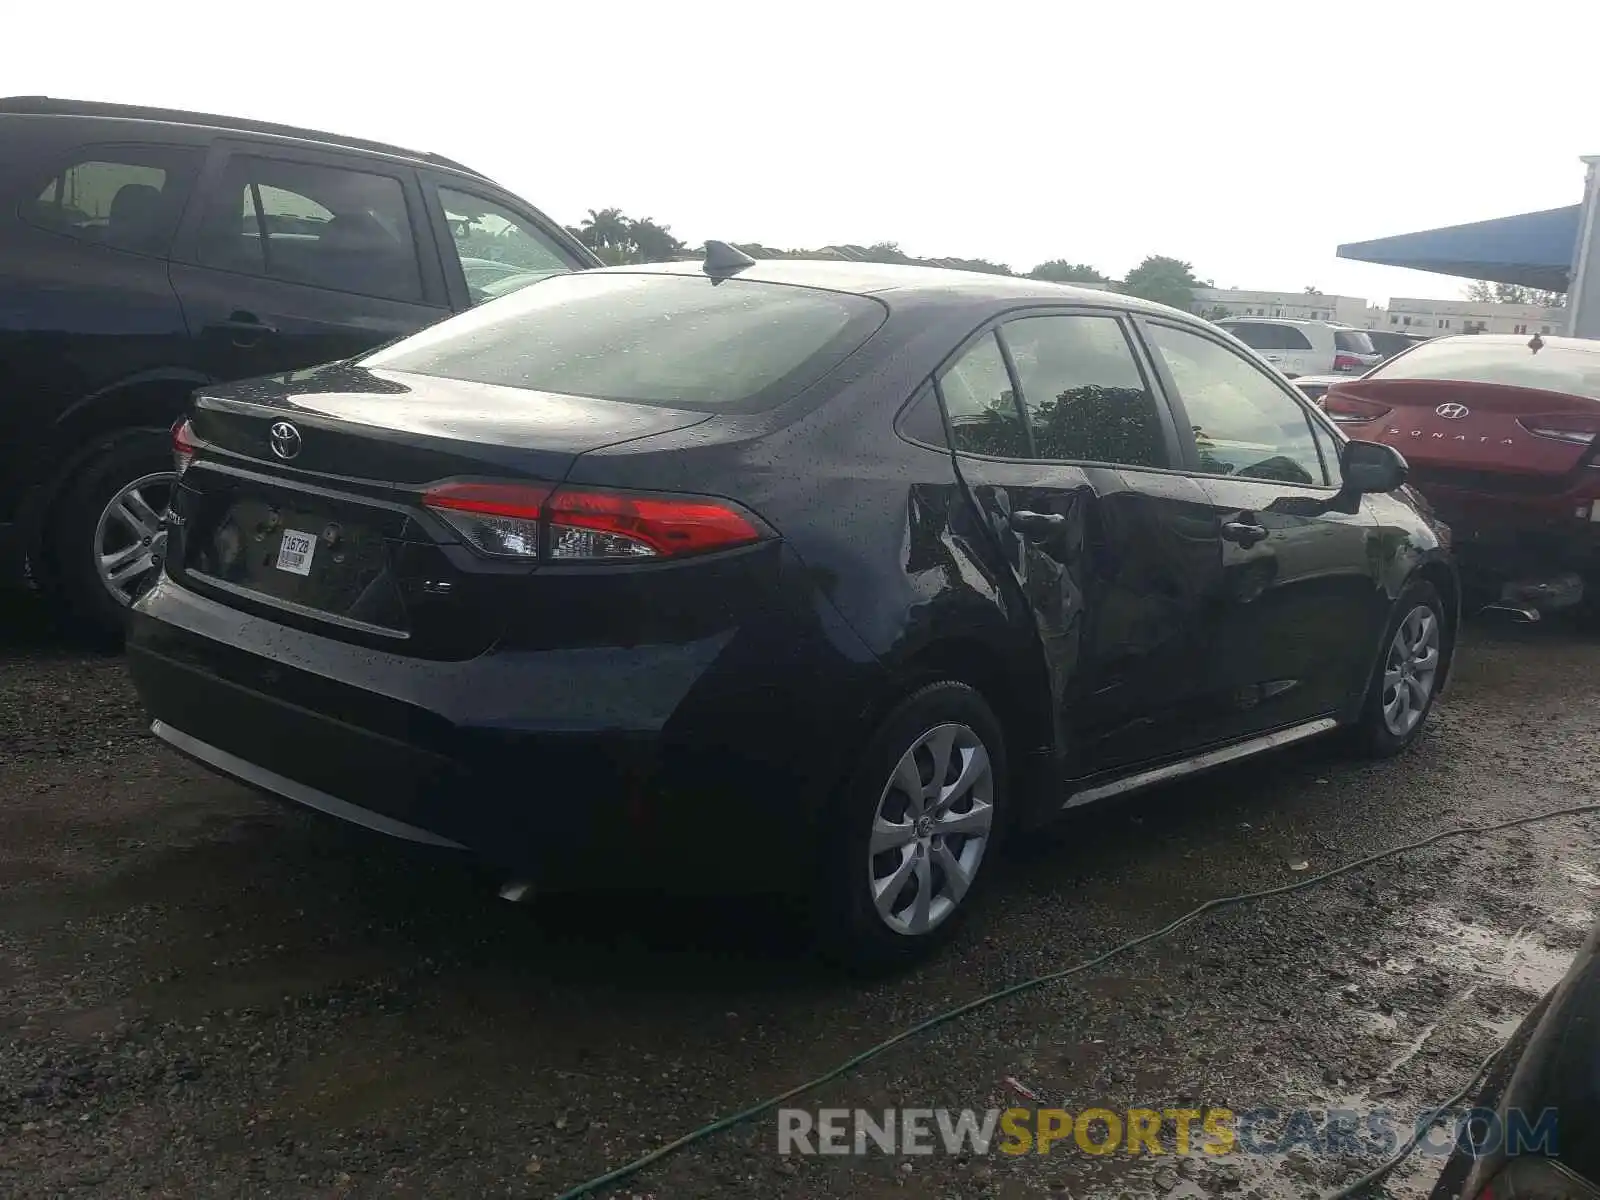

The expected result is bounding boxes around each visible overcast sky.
[8,1,1598,305]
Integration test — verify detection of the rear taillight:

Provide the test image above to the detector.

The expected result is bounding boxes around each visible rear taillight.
[1517,413,1600,446]
[1333,354,1365,372]
[172,417,196,476]
[421,480,765,562]
[1322,394,1392,424]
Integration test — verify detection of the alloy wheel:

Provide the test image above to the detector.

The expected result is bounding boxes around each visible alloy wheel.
[867,722,996,936]
[1381,604,1441,737]
[93,472,175,607]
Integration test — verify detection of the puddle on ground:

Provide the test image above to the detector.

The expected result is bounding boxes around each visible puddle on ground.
[1561,862,1600,889]
[1549,906,1597,931]
[1410,907,1576,994]
[1348,1009,1401,1039]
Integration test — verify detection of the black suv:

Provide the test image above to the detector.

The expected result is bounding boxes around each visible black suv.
[0,96,600,637]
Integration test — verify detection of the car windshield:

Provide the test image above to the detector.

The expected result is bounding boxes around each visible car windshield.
[1370,338,1600,399]
[363,271,886,411]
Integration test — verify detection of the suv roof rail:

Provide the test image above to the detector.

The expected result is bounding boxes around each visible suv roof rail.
[0,95,491,181]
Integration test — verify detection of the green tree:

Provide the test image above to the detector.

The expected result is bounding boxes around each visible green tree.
[576,207,631,257]
[861,241,913,264]
[1028,260,1111,285]
[934,257,1013,276]
[1121,255,1202,311]
[627,216,686,262]
[1466,279,1567,307]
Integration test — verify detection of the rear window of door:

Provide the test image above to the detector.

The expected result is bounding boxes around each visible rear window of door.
[998,313,1170,468]
[436,186,579,305]
[936,332,1029,458]
[1144,322,1331,486]
[195,154,423,303]
[1223,323,1281,350]
[22,144,200,256]
[1225,323,1312,352]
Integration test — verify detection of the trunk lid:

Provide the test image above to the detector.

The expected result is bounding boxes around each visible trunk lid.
[189,362,712,484]
[1328,378,1600,479]
[171,364,714,658]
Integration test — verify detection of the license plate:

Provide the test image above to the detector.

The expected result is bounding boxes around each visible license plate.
[274,529,317,576]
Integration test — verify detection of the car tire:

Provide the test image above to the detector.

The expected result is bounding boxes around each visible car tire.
[1350,580,1447,758]
[816,681,1008,974]
[47,428,176,645]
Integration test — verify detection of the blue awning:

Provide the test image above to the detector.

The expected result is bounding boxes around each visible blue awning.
[1337,206,1579,292]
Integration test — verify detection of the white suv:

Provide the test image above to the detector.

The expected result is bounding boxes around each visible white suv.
[1216,318,1382,378]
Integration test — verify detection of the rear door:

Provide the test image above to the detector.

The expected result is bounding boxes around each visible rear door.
[938,308,1225,778]
[1278,324,1317,378]
[168,141,451,383]
[1222,321,1289,373]
[2,137,201,511]
[1139,319,1384,736]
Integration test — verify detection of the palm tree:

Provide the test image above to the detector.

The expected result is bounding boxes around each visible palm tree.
[578,208,631,255]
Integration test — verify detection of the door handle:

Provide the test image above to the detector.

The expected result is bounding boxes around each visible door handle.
[1009,510,1068,537]
[208,311,278,339]
[1220,520,1268,548]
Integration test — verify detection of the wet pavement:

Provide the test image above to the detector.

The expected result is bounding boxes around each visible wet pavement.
[3,593,1598,1199]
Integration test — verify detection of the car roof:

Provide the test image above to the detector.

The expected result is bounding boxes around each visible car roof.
[1220,316,1349,328]
[0,95,489,181]
[597,256,1190,315]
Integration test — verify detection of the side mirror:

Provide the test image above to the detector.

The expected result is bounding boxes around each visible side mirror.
[1342,439,1408,494]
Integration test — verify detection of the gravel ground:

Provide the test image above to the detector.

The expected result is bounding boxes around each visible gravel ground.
[3,593,1598,1200]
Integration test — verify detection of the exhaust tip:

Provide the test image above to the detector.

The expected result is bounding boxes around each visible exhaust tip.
[498,880,535,903]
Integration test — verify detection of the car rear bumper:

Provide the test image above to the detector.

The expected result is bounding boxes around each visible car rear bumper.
[1417,485,1600,579]
[128,575,871,892]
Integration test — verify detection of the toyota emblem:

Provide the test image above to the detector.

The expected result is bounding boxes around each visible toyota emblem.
[268,421,303,461]
[1435,403,1470,420]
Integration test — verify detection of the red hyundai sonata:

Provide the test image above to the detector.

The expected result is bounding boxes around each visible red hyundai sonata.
[1321,333,1600,613]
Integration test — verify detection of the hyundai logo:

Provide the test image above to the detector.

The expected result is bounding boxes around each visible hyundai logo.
[268,421,303,461]
[1435,403,1470,420]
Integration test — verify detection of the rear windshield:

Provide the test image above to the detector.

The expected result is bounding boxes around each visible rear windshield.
[1371,338,1600,400]
[1333,329,1376,354]
[362,271,886,412]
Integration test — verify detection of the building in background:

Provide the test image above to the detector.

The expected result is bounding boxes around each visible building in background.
[1192,288,1381,327]
[1192,288,1568,338]
[1383,296,1566,336]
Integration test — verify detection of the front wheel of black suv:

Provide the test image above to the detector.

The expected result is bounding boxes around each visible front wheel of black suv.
[46,429,176,645]
[1350,579,1447,758]
[816,681,1009,973]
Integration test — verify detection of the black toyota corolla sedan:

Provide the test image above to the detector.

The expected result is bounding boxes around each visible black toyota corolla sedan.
[128,248,1458,968]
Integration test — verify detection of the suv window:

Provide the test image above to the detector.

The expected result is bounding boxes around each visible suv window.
[1333,329,1376,355]
[1225,323,1314,352]
[438,187,573,304]
[1224,322,1282,350]
[1000,314,1168,468]
[197,155,422,302]
[363,271,885,412]
[1146,323,1329,486]
[23,145,199,256]
[938,333,1028,458]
